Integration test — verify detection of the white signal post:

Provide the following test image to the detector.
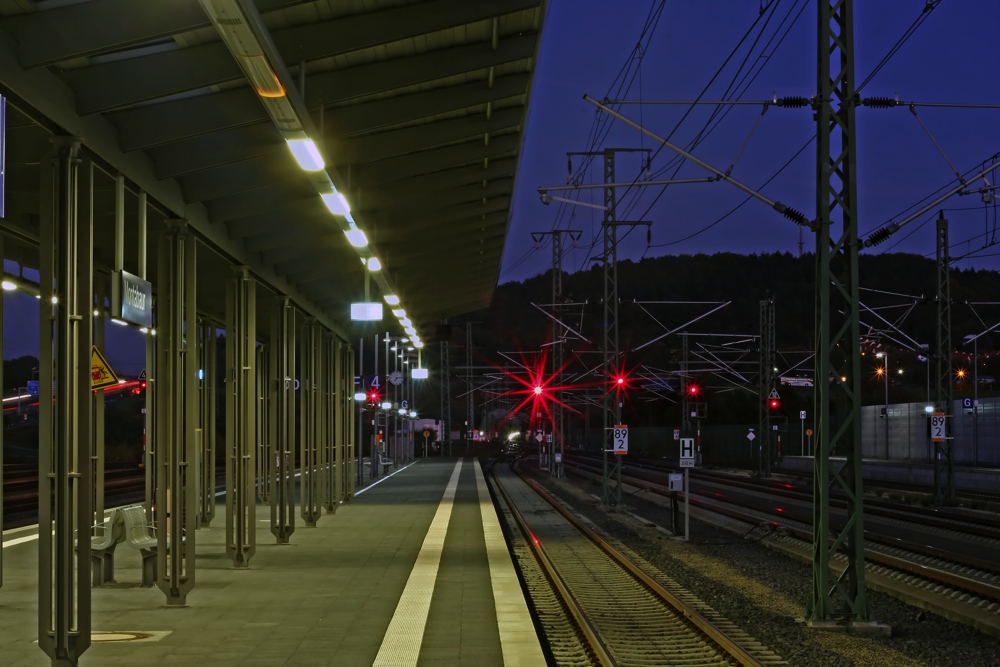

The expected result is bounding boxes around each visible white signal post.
[679,437,695,541]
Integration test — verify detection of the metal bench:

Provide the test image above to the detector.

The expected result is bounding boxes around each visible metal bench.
[379,454,394,475]
[121,505,158,587]
[87,509,125,587]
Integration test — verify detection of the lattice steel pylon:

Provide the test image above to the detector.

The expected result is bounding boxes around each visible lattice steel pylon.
[532,229,582,477]
[934,212,955,502]
[758,295,775,477]
[809,0,873,628]
[600,149,621,505]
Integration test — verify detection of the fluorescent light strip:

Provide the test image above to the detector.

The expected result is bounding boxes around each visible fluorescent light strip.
[286,138,324,170]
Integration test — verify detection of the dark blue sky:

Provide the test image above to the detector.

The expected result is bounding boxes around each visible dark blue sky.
[501,1,1000,283]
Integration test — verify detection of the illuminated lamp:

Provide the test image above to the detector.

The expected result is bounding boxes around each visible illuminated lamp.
[350,303,383,321]
[286,138,324,170]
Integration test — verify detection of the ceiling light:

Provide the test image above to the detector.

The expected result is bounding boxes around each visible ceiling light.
[412,368,428,379]
[1,280,15,291]
[392,308,405,318]
[414,341,424,349]
[286,138,324,171]
[350,303,383,321]
[367,257,382,271]
[354,391,367,402]
[400,317,412,327]
[384,295,400,306]
[344,229,368,248]
[321,192,351,217]
[111,318,128,326]
[404,326,416,335]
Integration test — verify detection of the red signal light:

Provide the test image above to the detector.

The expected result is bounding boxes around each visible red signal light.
[616,377,625,385]
[769,399,780,409]
[533,385,543,396]
[688,385,699,395]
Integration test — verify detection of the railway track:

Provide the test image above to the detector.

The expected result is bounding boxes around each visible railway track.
[487,459,785,666]
[564,458,1000,638]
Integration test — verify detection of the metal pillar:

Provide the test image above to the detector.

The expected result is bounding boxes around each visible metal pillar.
[466,321,474,450]
[809,0,870,626]
[323,334,341,513]
[355,336,364,491]
[300,319,322,525]
[933,213,955,502]
[343,341,356,503]
[269,297,296,543]
[0,234,3,587]
[440,333,451,456]
[144,300,157,518]
[225,268,256,566]
[758,296,775,477]
[38,138,94,664]
[154,220,198,606]
[256,343,270,503]
[92,278,107,529]
[197,319,217,527]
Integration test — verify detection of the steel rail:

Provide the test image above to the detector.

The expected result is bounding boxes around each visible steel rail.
[509,463,767,667]
[488,465,615,667]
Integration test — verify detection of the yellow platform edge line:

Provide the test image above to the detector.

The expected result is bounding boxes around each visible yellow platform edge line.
[474,462,547,667]
[373,460,464,667]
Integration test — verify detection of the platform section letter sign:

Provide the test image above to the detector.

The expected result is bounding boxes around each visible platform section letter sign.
[930,412,947,442]
[679,437,695,468]
[613,424,628,455]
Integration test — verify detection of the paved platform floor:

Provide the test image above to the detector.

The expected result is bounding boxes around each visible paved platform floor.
[0,458,546,666]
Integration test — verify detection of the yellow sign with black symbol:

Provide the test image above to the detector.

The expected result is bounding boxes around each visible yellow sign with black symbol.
[91,346,119,389]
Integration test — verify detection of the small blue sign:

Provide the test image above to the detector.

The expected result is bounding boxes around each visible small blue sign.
[27,380,38,395]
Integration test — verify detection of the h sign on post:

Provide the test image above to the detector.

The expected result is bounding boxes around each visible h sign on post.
[679,437,695,468]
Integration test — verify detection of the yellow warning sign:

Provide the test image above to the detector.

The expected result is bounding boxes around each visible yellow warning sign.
[91,346,119,389]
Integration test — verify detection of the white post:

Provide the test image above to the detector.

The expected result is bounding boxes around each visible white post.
[683,468,690,541]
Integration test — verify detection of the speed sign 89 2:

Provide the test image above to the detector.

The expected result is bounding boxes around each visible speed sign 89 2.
[613,424,628,454]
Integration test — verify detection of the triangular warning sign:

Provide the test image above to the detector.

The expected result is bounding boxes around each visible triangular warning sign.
[138,369,146,380]
[91,346,120,390]
[767,388,780,400]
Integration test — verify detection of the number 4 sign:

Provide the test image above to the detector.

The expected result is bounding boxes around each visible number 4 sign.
[613,424,628,455]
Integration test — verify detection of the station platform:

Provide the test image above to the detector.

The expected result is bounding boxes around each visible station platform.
[0,459,546,666]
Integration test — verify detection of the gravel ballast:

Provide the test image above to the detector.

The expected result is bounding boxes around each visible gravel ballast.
[524,468,1000,667]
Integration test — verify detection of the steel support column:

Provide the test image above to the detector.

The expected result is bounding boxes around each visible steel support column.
[225,268,256,566]
[465,322,474,450]
[197,319,217,527]
[322,334,340,514]
[256,343,270,503]
[269,297,296,543]
[440,335,450,455]
[933,213,954,502]
[38,137,94,665]
[343,342,356,503]
[809,0,871,627]
[0,235,4,587]
[154,220,198,606]
[300,319,322,526]
[91,278,107,529]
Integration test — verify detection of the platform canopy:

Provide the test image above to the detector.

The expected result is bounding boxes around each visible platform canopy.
[0,0,546,337]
